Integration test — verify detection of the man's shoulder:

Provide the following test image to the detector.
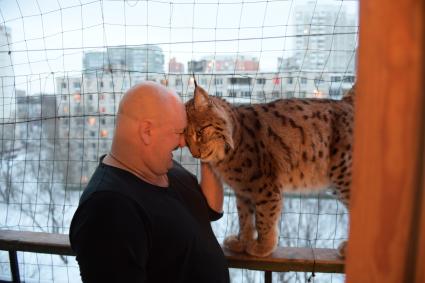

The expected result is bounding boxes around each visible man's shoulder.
[170,160,197,182]
[79,164,139,205]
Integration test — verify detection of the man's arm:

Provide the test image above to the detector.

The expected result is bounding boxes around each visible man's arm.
[200,162,224,213]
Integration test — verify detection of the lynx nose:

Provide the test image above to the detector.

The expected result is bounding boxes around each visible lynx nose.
[188,144,201,159]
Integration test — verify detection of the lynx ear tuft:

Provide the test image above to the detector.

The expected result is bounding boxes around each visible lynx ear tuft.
[193,73,198,88]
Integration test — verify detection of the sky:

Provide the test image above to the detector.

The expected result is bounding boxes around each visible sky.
[0,0,358,95]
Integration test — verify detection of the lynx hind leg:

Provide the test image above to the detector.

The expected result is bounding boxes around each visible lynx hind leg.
[329,158,352,258]
[224,194,256,253]
[246,192,282,257]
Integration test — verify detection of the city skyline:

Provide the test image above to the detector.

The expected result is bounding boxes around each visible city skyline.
[0,0,358,97]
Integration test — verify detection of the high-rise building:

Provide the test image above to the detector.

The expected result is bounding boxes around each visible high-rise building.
[16,92,57,141]
[292,1,358,72]
[168,57,185,73]
[83,45,165,74]
[0,25,15,122]
[188,55,260,73]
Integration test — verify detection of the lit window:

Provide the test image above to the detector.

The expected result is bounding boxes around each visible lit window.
[88,117,96,126]
[100,130,108,138]
[272,77,281,85]
[74,93,81,103]
[188,77,195,86]
[81,176,88,183]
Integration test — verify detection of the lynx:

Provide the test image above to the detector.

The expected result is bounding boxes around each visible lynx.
[185,81,354,257]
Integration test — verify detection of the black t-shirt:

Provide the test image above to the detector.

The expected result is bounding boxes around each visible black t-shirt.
[69,159,230,283]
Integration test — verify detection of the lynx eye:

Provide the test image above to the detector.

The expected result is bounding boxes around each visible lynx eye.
[196,124,213,140]
[196,130,202,138]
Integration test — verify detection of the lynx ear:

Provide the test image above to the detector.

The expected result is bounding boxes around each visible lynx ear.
[194,83,210,111]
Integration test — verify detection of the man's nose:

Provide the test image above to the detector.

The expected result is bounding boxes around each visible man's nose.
[179,134,186,148]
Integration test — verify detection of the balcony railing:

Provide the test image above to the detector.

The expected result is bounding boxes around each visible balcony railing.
[0,230,344,283]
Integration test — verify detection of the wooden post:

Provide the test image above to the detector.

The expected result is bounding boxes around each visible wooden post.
[345,0,425,282]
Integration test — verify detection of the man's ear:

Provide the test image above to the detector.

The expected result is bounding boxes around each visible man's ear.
[139,119,153,145]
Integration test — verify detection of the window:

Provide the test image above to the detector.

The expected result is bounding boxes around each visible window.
[301,77,307,84]
[331,76,341,82]
[228,90,237,97]
[73,82,81,89]
[88,117,96,126]
[100,129,108,138]
[229,77,251,85]
[61,82,67,89]
[287,77,293,84]
[75,105,83,114]
[286,91,294,98]
[214,78,223,85]
[272,91,280,98]
[343,76,355,83]
[81,176,88,183]
[256,78,266,85]
[62,95,67,101]
[74,93,81,103]
[215,91,223,97]
[241,91,251,97]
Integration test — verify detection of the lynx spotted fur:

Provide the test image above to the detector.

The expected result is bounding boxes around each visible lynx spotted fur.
[185,82,354,257]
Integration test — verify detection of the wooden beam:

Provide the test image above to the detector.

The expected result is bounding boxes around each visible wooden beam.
[223,246,344,273]
[345,0,425,282]
[0,230,73,256]
[0,230,344,274]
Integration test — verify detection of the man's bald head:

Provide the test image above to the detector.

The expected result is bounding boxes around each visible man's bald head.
[107,81,187,181]
[118,81,183,124]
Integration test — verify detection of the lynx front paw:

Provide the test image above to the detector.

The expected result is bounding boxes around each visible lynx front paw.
[337,241,347,258]
[246,240,276,257]
[223,235,246,253]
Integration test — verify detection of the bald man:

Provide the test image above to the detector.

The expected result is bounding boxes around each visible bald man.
[69,82,230,283]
